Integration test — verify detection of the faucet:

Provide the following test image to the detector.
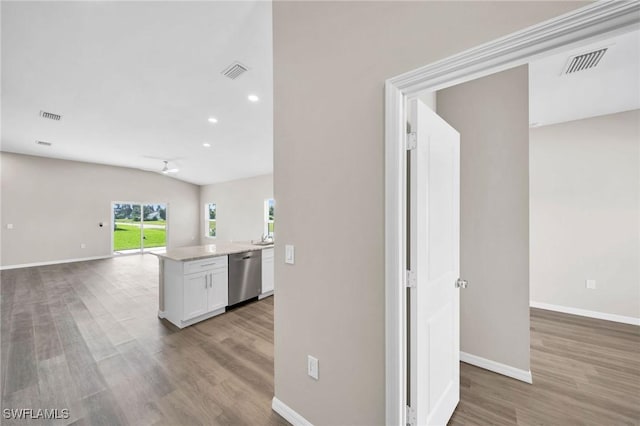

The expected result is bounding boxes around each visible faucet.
[261,233,272,243]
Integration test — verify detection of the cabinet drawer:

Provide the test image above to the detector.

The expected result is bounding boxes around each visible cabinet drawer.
[184,256,228,275]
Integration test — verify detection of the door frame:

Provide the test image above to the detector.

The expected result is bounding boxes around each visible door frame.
[384,2,640,424]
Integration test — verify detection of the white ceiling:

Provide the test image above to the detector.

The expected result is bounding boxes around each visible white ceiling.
[1,1,273,185]
[529,30,640,127]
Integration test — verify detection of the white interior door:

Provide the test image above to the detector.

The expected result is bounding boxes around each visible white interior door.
[408,98,460,426]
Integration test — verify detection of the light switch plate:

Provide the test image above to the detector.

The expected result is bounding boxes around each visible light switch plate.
[285,245,295,264]
[585,279,596,289]
[6,224,13,229]
[307,355,319,380]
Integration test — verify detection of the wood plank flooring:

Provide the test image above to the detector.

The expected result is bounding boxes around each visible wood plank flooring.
[1,255,287,426]
[2,255,639,425]
[450,308,640,425]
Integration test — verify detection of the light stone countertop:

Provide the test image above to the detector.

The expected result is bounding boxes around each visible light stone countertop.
[151,241,274,262]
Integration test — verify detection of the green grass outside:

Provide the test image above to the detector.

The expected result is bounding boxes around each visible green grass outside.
[114,224,166,251]
[209,221,216,237]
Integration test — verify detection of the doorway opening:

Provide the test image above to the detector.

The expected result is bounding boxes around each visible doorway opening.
[112,202,168,254]
[384,3,638,425]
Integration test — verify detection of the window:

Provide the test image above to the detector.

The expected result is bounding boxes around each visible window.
[206,203,216,237]
[265,199,275,238]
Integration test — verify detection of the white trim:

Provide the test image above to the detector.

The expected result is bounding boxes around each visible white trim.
[258,290,274,300]
[384,80,406,426]
[271,397,313,426]
[157,310,166,319]
[460,352,533,384]
[384,2,640,425]
[0,255,113,270]
[388,1,640,95]
[530,301,640,326]
[177,307,226,329]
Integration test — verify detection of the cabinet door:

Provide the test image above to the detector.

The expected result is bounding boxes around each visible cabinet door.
[183,271,209,321]
[262,250,274,293]
[208,267,228,312]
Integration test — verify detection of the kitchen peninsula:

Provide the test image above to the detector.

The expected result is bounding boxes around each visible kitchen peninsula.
[154,242,274,328]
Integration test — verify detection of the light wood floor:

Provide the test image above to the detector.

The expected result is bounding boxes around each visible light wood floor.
[2,255,639,425]
[450,308,640,425]
[1,255,287,426]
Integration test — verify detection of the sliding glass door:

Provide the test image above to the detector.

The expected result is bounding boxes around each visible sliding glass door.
[113,202,167,254]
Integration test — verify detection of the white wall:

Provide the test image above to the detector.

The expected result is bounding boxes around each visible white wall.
[530,110,640,320]
[272,2,586,424]
[0,152,200,267]
[438,66,531,372]
[200,174,273,243]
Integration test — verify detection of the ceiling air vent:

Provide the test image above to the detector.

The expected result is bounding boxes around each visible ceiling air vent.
[36,140,52,146]
[221,62,248,80]
[563,48,607,75]
[39,110,62,121]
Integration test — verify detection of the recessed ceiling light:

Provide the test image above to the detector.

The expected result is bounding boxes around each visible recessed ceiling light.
[203,143,211,148]
[248,94,259,103]
[208,117,218,123]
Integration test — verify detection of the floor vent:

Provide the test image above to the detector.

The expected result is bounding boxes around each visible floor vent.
[563,48,607,75]
[221,62,248,80]
[39,110,62,121]
[36,140,52,146]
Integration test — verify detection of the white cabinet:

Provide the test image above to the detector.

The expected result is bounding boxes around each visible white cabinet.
[163,255,228,328]
[183,271,209,320]
[261,248,274,297]
[208,267,228,312]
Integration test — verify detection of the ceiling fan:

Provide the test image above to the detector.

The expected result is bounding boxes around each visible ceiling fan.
[161,160,179,174]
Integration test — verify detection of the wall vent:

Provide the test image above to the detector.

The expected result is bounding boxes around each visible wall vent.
[36,140,52,146]
[563,48,607,75]
[221,62,248,80]
[39,110,62,121]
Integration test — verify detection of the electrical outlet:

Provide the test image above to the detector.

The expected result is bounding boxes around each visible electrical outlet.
[307,355,319,380]
[80,243,86,249]
[585,279,596,289]
[6,224,13,229]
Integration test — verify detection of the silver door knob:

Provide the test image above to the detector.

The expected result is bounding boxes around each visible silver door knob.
[455,278,468,289]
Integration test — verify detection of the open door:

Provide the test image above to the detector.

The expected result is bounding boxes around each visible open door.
[407,98,461,425]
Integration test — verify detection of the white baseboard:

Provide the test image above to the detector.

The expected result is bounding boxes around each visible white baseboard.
[157,311,166,319]
[530,301,640,326]
[272,397,313,426]
[259,290,274,300]
[460,351,533,384]
[0,255,113,271]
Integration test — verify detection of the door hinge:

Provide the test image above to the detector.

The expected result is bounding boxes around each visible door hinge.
[405,270,416,288]
[405,132,417,150]
[406,405,416,426]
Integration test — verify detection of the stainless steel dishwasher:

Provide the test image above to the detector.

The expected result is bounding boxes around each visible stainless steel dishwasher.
[228,251,262,306]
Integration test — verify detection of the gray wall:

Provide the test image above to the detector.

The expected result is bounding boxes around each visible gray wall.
[0,152,200,267]
[438,66,531,371]
[200,174,273,243]
[530,110,640,319]
[272,2,585,424]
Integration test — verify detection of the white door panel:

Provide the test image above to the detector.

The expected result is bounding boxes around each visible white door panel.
[408,98,460,426]
[183,271,209,321]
